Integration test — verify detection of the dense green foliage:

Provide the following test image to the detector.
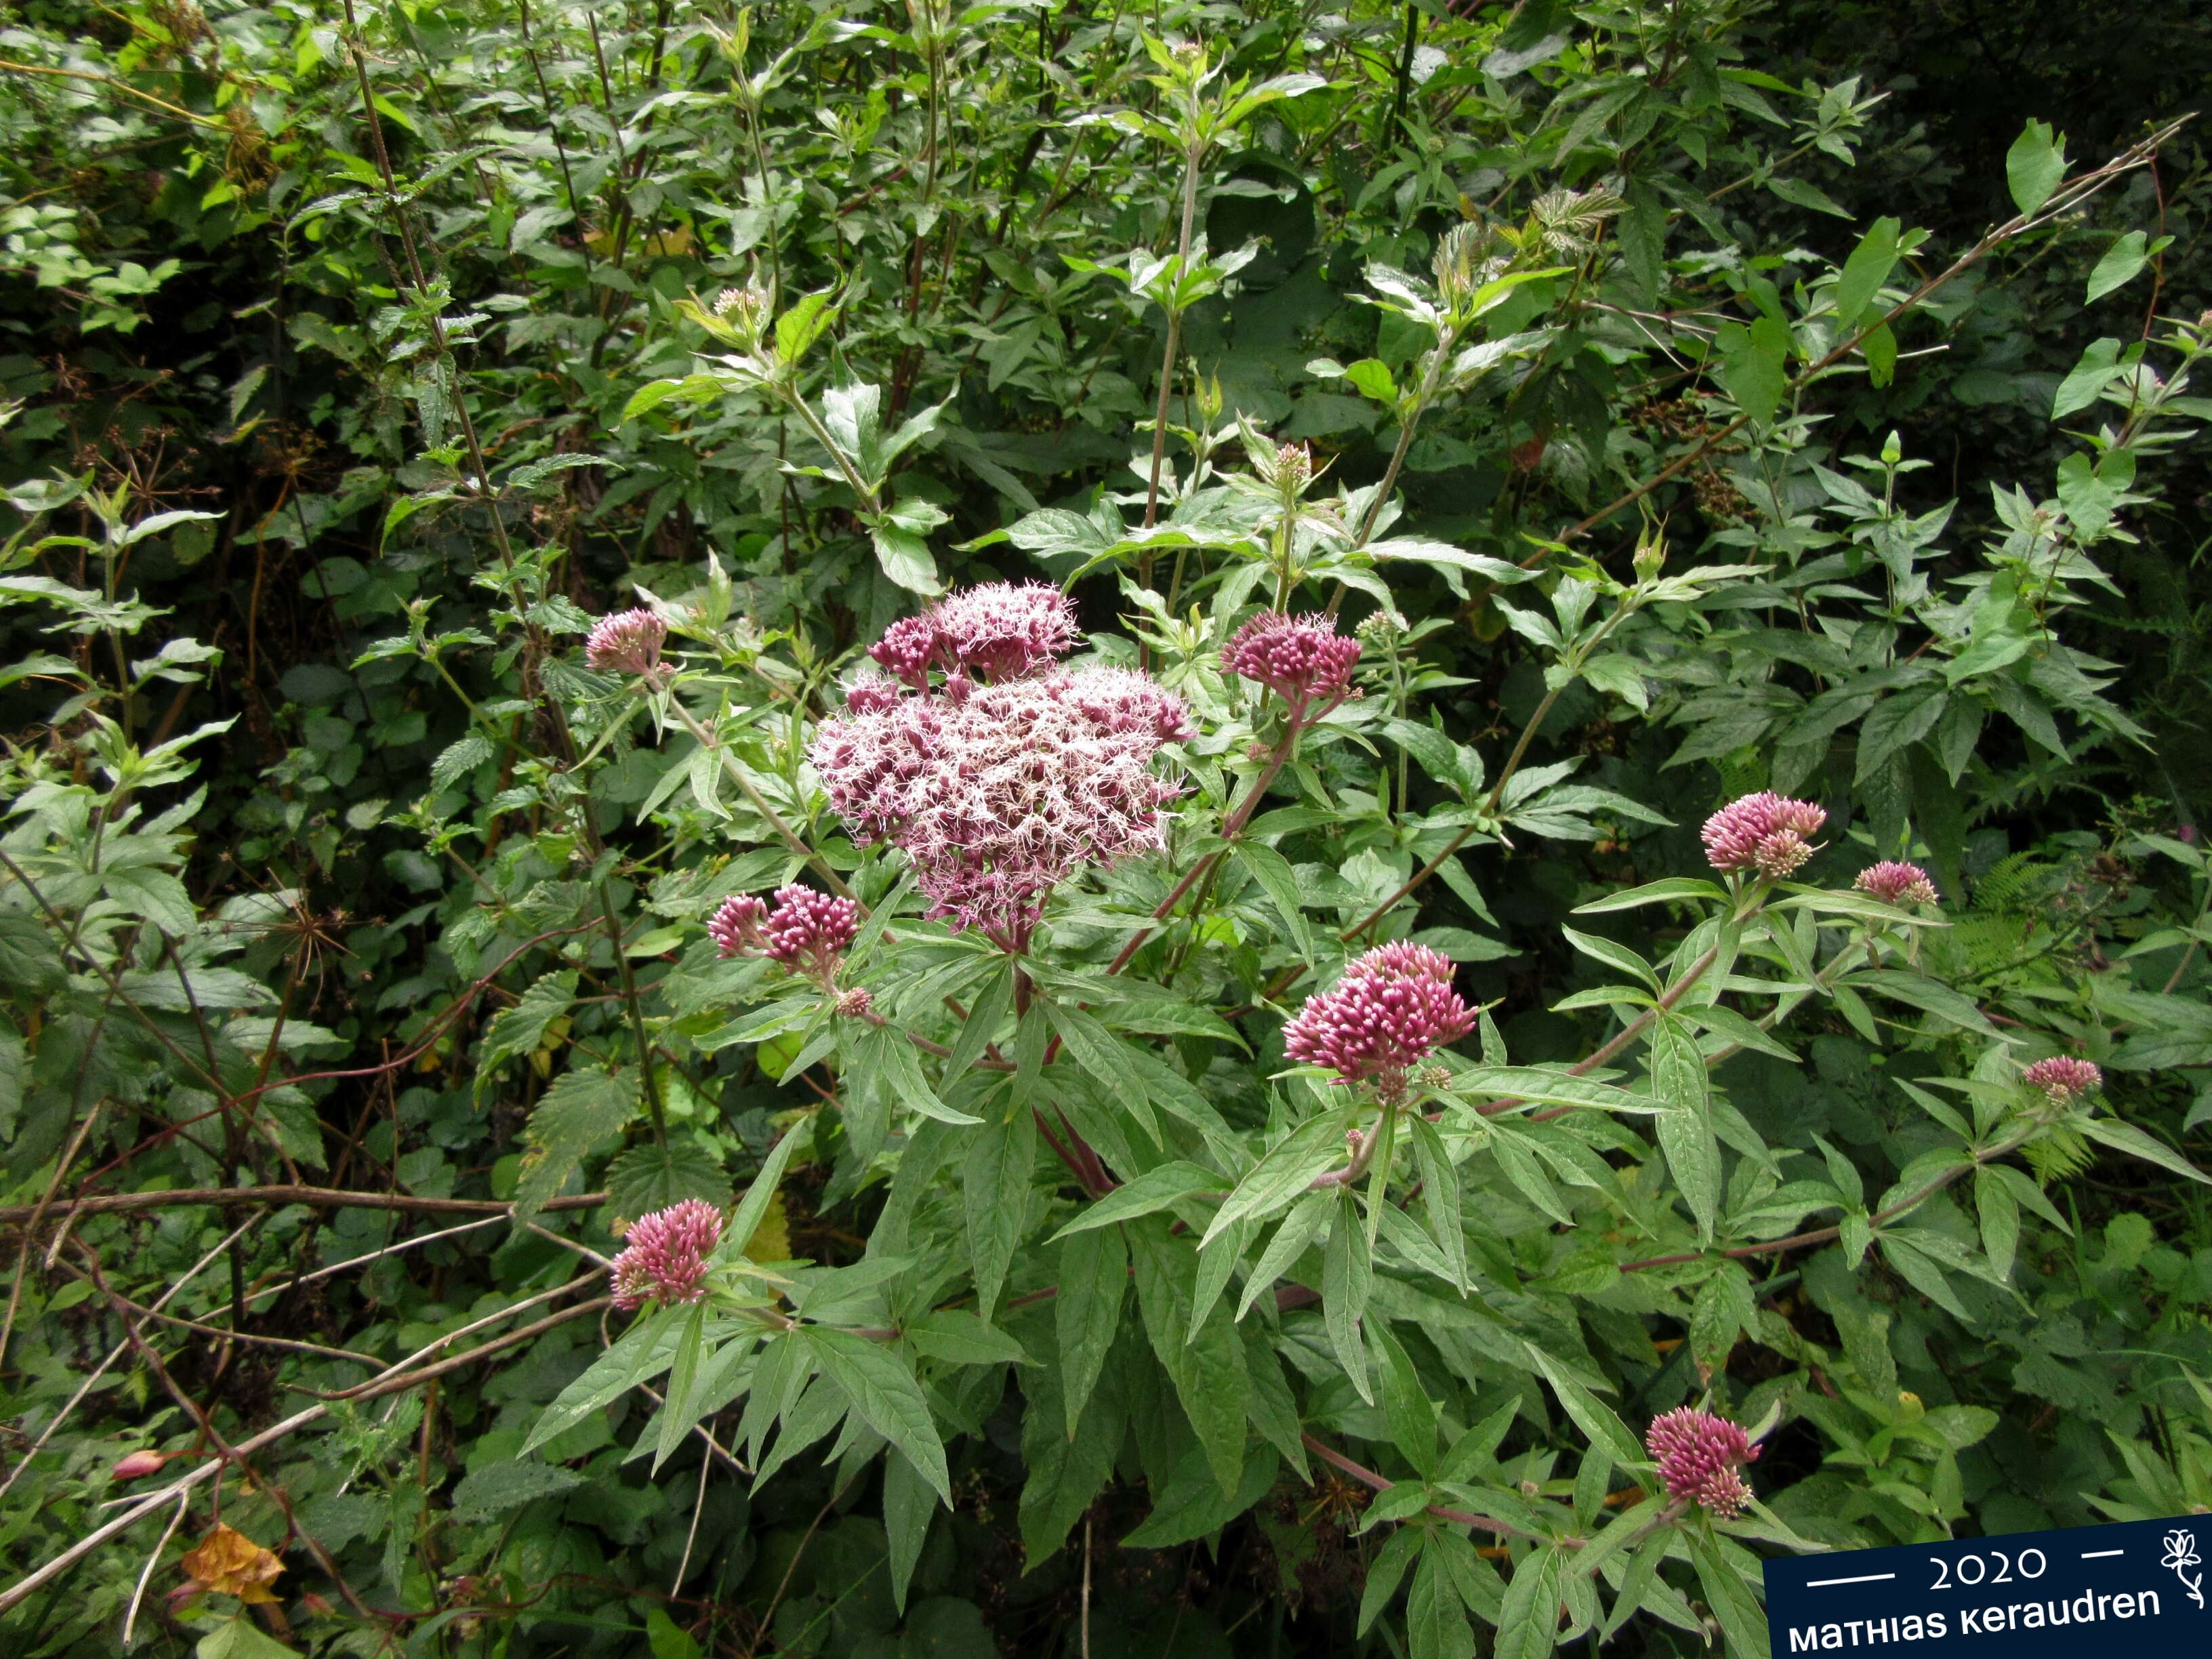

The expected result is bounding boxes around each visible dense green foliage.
[1,1,2209,1656]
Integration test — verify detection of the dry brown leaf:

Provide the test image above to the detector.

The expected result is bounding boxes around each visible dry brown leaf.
[180,1523,284,1605]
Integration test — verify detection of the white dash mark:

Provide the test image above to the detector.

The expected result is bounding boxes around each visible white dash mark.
[2081,1549,2125,1559]
[1805,1572,1898,1588]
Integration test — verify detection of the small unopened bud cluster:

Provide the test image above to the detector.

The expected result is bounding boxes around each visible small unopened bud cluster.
[709,883,861,987]
[1224,612,1362,723]
[585,608,668,678]
[868,580,1080,688]
[1701,792,1827,882]
[610,1198,724,1311]
[2022,1055,2102,1105]
[1854,861,1939,906]
[1283,941,1474,1105]
[1355,608,1408,649]
[1646,1407,1759,1517]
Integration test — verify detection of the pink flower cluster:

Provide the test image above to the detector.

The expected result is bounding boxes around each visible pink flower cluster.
[610,1198,724,1311]
[1701,792,1828,882]
[812,663,1189,948]
[1223,612,1361,719]
[586,608,668,676]
[1646,1406,1759,1517]
[1282,941,1474,1103]
[1855,861,1939,906]
[2022,1055,2102,1103]
[708,884,860,979]
[869,581,1080,687]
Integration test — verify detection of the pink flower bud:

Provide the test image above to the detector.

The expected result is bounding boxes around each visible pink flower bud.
[584,608,667,676]
[112,1448,171,1481]
[1283,942,1474,1102]
[708,894,768,959]
[1646,1407,1759,1517]
[1854,861,1939,906]
[760,884,861,974]
[609,1199,725,1311]
[1223,612,1361,716]
[2021,1055,2102,1104]
[1700,792,1828,880]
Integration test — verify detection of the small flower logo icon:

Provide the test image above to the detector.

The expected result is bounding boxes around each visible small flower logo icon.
[2164,1528,2205,1610]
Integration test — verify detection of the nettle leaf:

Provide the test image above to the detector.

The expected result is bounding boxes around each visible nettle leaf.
[476,971,577,1099]
[602,1141,733,1224]
[514,1065,636,1218]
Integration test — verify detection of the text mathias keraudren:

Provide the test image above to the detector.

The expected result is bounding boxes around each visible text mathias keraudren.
[1784,1584,2167,1650]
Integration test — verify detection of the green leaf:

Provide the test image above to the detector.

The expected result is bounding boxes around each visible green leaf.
[813,1327,951,1503]
[653,1301,709,1472]
[2077,1116,2210,1185]
[1202,1113,1347,1244]
[903,1309,1027,1366]
[1408,1546,1477,1659]
[1058,1225,1126,1435]
[1343,357,1400,405]
[1374,1321,1438,1476]
[644,1606,703,1659]
[514,1065,636,1219]
[964,1105,1036,1317]
[1234,842,1314,958]
[1048,1161,1224,1239]
[729,1125,808,1258]
[602,1141,733,1223]
[1649,1015,1721,1243]
[1128,1218,1248,1494]
[197,1620,302,1659]
[1529,1348,1644,1467]
[1019,1357,1123,1559]
[1121,1441,1278,1548]
[875,1027,983,1125]
[882,1448,937,1614]
[449,1459,587,1521]
[1046,1000,1160,1147]
[524,1309,682,1454]
[2005,119,2068,217]
[2085,230,2149,302]
[2051,337,2123,418]
[1323,1191,1372,1403]
[1717,314,1790,428]
[1572,877,1727,914]
[1359,1528,1424,1634]
[1833,216,1901,331]
[869,523,941,594]
[1406,1117,1469,1294]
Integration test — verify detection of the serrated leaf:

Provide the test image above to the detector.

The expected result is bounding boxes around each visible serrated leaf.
[449,1460,586,1521]
[1048,1161,1224,1239]
[602,1141,733,1225]
[1649,1015,1720,1243]
[514,1065,636,1218]
[813,1327,950,1504]
[1058,1225,1125,1435]
[477,972,578,1100]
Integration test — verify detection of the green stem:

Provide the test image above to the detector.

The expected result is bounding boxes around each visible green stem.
[1141,139,1204,546]
[663,695,857,903]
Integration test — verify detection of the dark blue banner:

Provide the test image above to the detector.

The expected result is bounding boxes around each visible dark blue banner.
[1763,1512,2209,1654]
